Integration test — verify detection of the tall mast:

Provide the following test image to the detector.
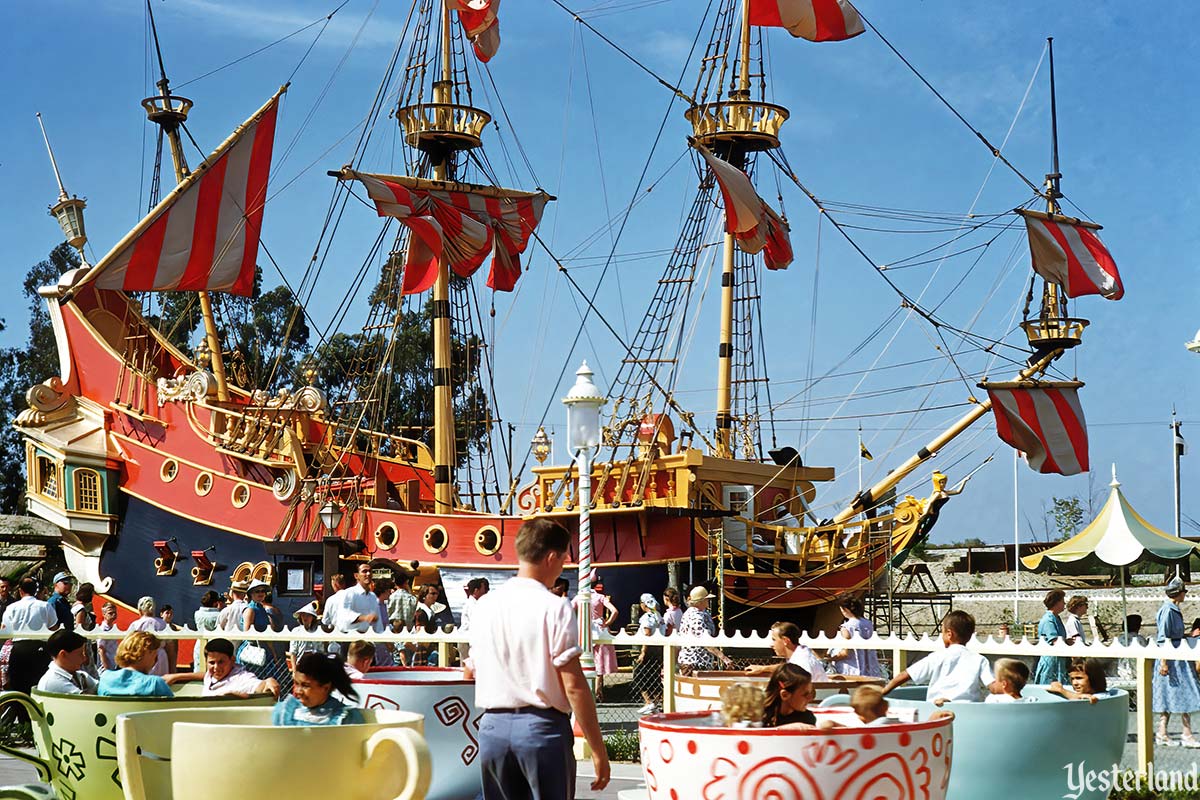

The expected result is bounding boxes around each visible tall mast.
[142,0,231,402]
[430,1,457,513]
[1038,37,1067,329]
[713,0,759,459]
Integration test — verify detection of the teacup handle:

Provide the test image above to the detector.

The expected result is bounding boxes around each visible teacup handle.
[365,727,432,800]
[0,784,58,799]
[0,693,50,782]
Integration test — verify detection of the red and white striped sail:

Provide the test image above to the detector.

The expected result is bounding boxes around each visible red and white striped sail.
[348,170,549,294]
[1017,209,1123,300]
[89,89,284,296]
[448,0,500,62]
[699,148,793,271]
[985,382,1089,476]
[748,0,864,42]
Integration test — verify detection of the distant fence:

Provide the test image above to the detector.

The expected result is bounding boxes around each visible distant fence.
[4,626,1197,774]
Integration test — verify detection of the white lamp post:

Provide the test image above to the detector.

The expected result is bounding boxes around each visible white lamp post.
[319,498,343,535]
[563,361,605,679]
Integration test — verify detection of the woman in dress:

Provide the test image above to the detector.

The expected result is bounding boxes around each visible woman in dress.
[676,586,734,676]
[1062,595,1090,646]
[97,632,189,696]
[828,597,882,677]
[1033,589,1072,685]
[634,593,664,714]
[240,580,283,677]
[590,579,619,702]
[128,596,170,675]
[273,652,364,727]
[1153,577,1200,747]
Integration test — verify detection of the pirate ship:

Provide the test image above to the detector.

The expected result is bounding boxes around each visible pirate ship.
[14,1,1121,630]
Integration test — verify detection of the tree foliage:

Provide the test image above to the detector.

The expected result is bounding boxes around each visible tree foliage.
[1048,496,1086,541]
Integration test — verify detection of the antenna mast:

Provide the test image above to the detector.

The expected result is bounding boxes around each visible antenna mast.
[36,113,89,260]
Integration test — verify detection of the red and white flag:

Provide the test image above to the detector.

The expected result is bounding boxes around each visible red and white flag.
[90,89,284,296]
[447,0,500,62]
[984,382,1089,476]
[748,0,864,42]
[699,147,793,271]
[1017,209,1123,300]
[349,171,548,294]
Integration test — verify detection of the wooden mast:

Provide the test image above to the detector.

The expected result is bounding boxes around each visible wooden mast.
[1037,37,1068,336]
[431,1,457,513]
[144,1,231,402]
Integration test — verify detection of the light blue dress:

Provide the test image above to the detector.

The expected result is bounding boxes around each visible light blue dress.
[834,616,882,677]
[1033,609,1071,685]
[1152,600,1200,714]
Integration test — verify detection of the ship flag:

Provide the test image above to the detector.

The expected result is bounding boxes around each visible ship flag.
[448,0,500,62]
[343,169,550,294]
[697,147,794,271]
[1016,209,1124,301]
[748,0,865,42]
[982,381,1089,476]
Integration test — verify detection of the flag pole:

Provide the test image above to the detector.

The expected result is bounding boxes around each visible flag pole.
[1173,406,1184,579]
[857,424,863,496]
[1013,448,1020,629]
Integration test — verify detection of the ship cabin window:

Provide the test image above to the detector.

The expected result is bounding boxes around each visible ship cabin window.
[36,456,58,500]
[74,469,102,513]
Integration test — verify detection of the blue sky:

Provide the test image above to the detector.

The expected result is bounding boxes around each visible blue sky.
[1,1,1197,545]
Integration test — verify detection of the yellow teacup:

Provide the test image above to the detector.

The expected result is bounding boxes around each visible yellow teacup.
[116,706,431,800]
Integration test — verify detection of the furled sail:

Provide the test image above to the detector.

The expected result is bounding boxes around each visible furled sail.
[76,87,284,296]
[1016,209,1123,301]
[341,169,550,294]
[698,146,794,271]
[982,381,1089,476]
[748,0,865,42]
[448,0,500,62]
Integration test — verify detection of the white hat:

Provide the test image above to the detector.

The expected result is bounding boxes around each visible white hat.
[293,601,319,620]
[688,585,711,605]
[246,579,271,592]
[639,593,659,611]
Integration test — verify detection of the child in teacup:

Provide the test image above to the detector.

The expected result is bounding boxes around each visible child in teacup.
[273,652,365,727]
[1048,658,1107,704]
[762,663,816,728]
[883,611,992,704]
[985,658,1031,703]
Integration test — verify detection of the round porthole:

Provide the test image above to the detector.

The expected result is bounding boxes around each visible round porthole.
[160,459,179,483]
[231,483,251,508]
[195,472,213,496]
[375,523,399,551]
[423,525,448,554]
[475,525,501,556]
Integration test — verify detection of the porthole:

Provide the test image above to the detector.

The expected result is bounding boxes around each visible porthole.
[423,525,448,554]
[160,459,179,483]
[475,525,502,556]
[374,523,399,551]
[231,483,251,508]
[195,472,214,496]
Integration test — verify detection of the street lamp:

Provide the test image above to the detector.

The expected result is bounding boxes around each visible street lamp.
[531,426,552,464]
[319,498,343,535]
[562,361,605,679]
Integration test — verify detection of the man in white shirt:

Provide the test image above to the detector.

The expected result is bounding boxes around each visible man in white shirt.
[458,578,489,659]
[217,580,250,631]
[335,563,386,635]
[37,630,97,695]
[465,518,609,799]
[3,577,60,696]
[882,610,993,703]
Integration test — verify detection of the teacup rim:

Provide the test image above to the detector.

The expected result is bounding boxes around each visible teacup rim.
[31,688,275,703]
[638,709,951,736]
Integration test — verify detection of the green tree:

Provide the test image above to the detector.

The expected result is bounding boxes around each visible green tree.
[1048,496,1085,541]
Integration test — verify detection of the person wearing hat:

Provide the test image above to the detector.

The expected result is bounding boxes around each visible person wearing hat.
[239,580,284,674]
[1154,577,1200,747]
[47,572,75,631]
[288,600,326,669]
[218,579,251,632]
[37,629,97,695]
[676,585,735,675]
[633,593,664,714]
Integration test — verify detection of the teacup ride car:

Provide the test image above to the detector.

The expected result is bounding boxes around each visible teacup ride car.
[819,685,1128,800]
[636,708,954,800]
[355,668,480,800]
[674,670,884,712]
[0,684,274,800]
[114,705,430,800]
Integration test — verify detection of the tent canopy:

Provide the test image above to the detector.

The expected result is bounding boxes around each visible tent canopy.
[1022,466,1199,571]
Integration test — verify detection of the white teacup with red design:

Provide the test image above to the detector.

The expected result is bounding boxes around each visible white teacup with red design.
[356,668,480,800]
[638,709,953,800]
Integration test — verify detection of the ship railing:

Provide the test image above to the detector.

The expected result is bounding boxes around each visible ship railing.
[0,626,1175,772]
[706,515,897,580]
[319,421,434,470]
[533,452,690,513]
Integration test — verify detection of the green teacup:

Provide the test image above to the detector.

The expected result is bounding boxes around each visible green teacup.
[0,687,273,800]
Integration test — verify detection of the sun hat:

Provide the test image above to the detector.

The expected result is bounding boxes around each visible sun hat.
[1166,577,1188,598]
[246,579,271,593]
[52,572,73,585]
[688,585,711,605]
[230,579,250,592]
[293,600,320,620]
[640,593,659,611]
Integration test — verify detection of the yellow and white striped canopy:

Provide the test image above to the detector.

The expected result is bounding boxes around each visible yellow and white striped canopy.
[1022,466,1198,570]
